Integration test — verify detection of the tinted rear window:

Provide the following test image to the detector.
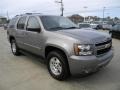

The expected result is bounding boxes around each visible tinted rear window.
[9,17,18,28]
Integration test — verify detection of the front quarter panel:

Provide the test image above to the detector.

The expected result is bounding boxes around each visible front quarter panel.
[44,31,78,57]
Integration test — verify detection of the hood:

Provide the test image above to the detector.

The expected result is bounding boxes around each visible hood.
[55,29,111,44]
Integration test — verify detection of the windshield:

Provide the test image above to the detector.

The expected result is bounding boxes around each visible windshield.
[40,16,78,31]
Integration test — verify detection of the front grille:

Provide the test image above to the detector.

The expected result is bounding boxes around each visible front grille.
[96,39,112,55]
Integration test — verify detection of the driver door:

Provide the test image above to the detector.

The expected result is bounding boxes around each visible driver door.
[23,16,43,55]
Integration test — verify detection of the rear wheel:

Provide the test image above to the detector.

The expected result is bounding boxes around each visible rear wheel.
[47,50,69,80]
[11,39,21,56]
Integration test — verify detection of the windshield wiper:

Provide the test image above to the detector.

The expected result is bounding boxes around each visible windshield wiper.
[48,27,64,30]
[65,27,79,29]
[48,26,79,31]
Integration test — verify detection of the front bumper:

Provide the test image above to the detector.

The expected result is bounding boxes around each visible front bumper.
[68,50,113,75]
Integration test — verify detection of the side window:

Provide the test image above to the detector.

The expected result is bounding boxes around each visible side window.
[9,17,18,28]
[26,16,41,32]
[17,16,27,30]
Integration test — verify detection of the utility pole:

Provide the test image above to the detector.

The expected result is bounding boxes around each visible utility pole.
[7,11,9,20]
[55,0,64,16]
[103,7,106,24]
[83,6,88,22]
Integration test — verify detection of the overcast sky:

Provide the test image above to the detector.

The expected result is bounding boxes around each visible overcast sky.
[0,0,120,18]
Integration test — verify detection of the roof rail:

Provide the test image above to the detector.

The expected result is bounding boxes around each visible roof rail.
[25,13,42,15]
[15,13,42,17]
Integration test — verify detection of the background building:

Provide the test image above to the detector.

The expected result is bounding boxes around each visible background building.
[0,16,7,26]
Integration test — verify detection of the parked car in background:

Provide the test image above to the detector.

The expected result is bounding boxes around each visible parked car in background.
[7,13,113,80]
[78,23,91,28]
[109,24,120,39]
[96,24,103,30]
[78,23,102,30]
[102,23,112,30]
[4,24,8,30]
[78,23,95,30]
[90,23,102,30]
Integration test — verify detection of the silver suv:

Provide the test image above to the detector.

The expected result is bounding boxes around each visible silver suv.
[7,13,113,80]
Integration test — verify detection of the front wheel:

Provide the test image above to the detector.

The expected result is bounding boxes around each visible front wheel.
[47,50,69,80]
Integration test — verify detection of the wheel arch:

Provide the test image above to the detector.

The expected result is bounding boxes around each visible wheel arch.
[9,36,15,43]
[45,45,70,74]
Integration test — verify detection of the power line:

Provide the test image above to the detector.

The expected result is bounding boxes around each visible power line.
[7,6,120,18]
[64,6,120,14]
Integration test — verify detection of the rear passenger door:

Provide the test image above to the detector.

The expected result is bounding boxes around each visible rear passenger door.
[7,17,18,38]
[16,16,27,49]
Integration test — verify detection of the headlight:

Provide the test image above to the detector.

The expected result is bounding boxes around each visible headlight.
[74,44,93,56]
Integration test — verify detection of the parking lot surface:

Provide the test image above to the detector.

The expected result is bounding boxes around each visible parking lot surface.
[0,29,120,90]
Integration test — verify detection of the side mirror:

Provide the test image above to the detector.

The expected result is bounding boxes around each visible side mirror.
[27,25,41,33]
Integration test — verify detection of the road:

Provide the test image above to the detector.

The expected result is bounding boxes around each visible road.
[0,29,120,90]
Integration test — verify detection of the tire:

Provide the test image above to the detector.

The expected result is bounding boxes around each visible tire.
[11,39,20,56]
[47,50,69,80]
